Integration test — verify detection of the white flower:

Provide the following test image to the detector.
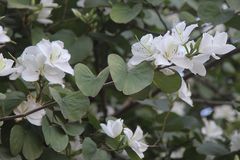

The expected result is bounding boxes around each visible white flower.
[36,39,74,75]
[0,26,10,44]
[199,32,235,59]
[40,0,58,7]
[0,53,14,76]
[178,79,193,106]
[20,46,65,86]
[124,126,148,158]
[154,32,192,69]
[100,119,124,138]
[128,34,157,65]
[213,105,236,122]
[172,102,186,116]
[37,0,58,25]
[230,131,240,152]
[170,147,185,159]
[37,8,54,25]
[14,96,46,126]
[77,0,85,7]
[172,21,198,45]
[201,119,223,140]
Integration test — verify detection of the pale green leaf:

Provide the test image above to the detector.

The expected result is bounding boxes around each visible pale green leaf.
[110,3,142,24]
[74,63,109,97]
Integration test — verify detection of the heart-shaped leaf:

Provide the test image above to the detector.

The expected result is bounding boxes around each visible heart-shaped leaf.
[110,3,142,24]
[42,117,69,152]
[74,64,109,97]
[108,54,154,95]
[49,88,90,121]
[153,71,182,93]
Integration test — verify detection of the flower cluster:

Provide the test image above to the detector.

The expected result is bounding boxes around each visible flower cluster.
[0,39,74,86]
[100,119,148,158]
[128,21,235,106]
[37,0,58,25]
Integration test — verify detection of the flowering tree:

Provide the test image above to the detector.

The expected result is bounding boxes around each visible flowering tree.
[0,0,240,159]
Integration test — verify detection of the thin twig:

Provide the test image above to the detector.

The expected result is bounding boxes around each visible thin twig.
[0,101,56,122]
[152,6,168,31]
[192,98,235,106]
[103,81,114,87]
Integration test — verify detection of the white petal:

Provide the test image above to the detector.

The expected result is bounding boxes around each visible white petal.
[111,119,123,138]
[124,128,133,140]
[132,126,144,141]
[21,69,40,81]
[128,56,146,65]
[213,44,236,55]
[191,62,206,76]
[199,33,213,54]
[43,65,65,85]
[171,57,193,69]
[154,54,171,66]
[213,32,228,45]
[0,34,10,43]
[100,124,113,138]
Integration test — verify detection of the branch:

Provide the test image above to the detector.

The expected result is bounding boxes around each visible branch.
[0,101,56,122]
[192,98,235,106]
[152,6,168,31]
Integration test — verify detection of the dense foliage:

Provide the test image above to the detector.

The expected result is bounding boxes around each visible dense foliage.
[0,0,240,160]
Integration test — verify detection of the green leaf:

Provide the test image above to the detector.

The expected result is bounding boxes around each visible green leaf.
[31,28,47,45]
[42,117,69,152]
[227,0,240,12]
[82,137,97,160]
[74,64,109,97]
[226,15,240,30]
[157,112,184,131]
[61,122,85,136]
[197,141,230,156]
[10,125,25,156]
[62,91,90,121]
[7,0,36,9]
[179,11,196,23]
[49,88,90,121]
[153,71,182,93]
[0,93,6,100]
[82,137,110,160]
[84,0,109,8]
[198,1,234,25]
[125,147,141,160]
[91,149,111,160]
[0,91,25,117]
[22,132,43,160]
[146,0,162,6]
[110,3,142,24]
[88,113,101,129]
[51,30,93,64]
[39,149,68,160]
[0,146,22,160]
[108,54,154,95]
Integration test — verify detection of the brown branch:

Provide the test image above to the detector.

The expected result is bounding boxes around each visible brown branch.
[192,98,235,106]
[152,6,168,31]
[0,101,56,122]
